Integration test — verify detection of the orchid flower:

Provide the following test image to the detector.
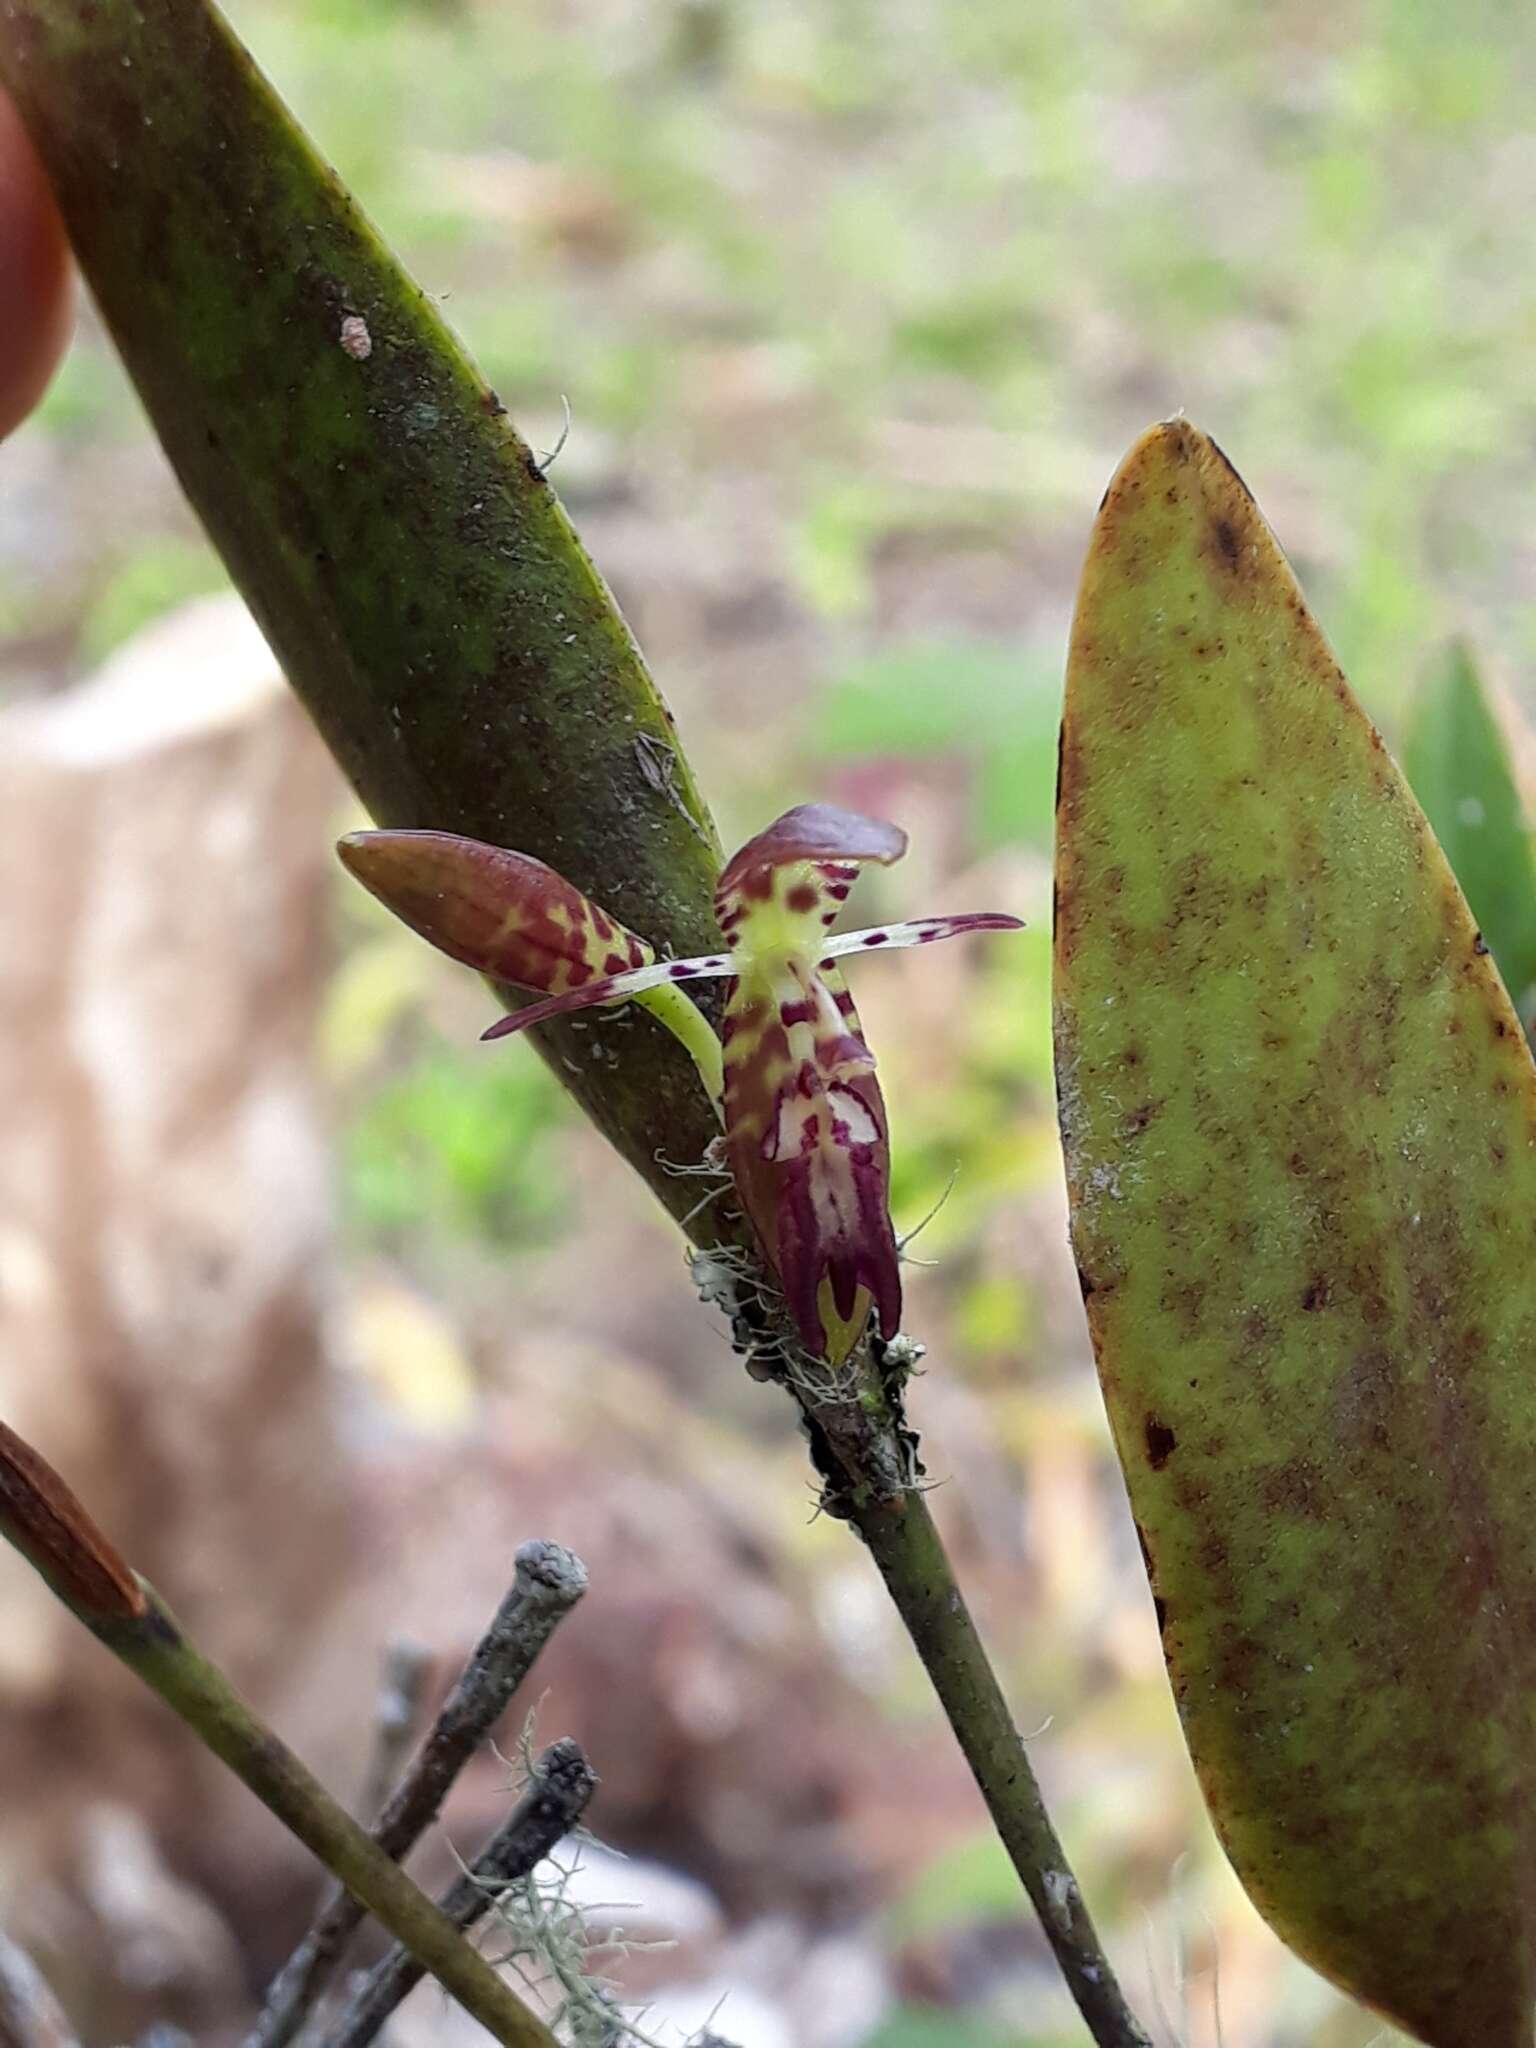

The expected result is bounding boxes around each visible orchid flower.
[338,805,1021,1363]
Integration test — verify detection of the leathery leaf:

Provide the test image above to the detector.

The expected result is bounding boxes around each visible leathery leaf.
[1054,420,1536,2046]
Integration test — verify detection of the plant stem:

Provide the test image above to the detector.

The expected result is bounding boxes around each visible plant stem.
[0,1420,557,2048]
[89,1584,558,2048]
[773,1356,1148,2048]
[855,1489,1152,2048]
[251,1539,588,2048]
[330,1737,597,2048]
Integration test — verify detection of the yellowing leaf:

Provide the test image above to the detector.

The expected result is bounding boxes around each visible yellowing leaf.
[1054,420,1536,2047]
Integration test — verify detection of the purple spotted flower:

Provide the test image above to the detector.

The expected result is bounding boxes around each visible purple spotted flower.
[339,805,1021,1361]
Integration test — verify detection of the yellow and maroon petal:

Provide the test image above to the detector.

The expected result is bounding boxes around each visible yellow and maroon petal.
[480,951,734,1040]
[821,911,1024,959]
[723,957,900,1360]
[337,829,655,994]
[716,804,908,960]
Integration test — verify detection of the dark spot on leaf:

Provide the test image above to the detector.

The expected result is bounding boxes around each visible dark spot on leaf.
[1262,1457,1322,1518]
[1143,1416,1177,1470]
[1473,933,1490,956]
[1301,1275,1330,1312]
[1211,517,1242,569]
[1161,1279,1206,1334]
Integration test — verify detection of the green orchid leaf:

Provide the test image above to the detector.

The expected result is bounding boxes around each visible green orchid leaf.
[1405,640,1536,1035]
[1055,420,1536,2048]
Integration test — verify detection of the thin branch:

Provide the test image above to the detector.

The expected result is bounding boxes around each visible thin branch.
[329,1737,598,2048]
[853,1484,1152,2048]
[765,1332,1150,2048]
[0,1928,79,2048]
[0,1421,558,2048]
[356,1640,433,1824]
[251,1539,588,2048]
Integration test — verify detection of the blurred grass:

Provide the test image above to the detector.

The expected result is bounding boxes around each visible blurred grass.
[324,882,571,1268]
[16,0,1536,714]
[5,1,1526,2039]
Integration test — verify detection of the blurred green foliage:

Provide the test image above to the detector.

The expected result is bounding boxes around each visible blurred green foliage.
[860,2010,1034,2048]
[888,1829,1034,1944]
[324,910,571,1263]
[815,644,1063,849]
[28,0,1535,716]
[81,538,228,664]
[343,1044,568,1253]
[1404,640,1536,1031]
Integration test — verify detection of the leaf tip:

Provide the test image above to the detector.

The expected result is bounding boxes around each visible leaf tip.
[0,1420,145,1622]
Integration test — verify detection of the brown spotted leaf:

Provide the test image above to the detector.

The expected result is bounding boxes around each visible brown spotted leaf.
[1054,420,1536,2046]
